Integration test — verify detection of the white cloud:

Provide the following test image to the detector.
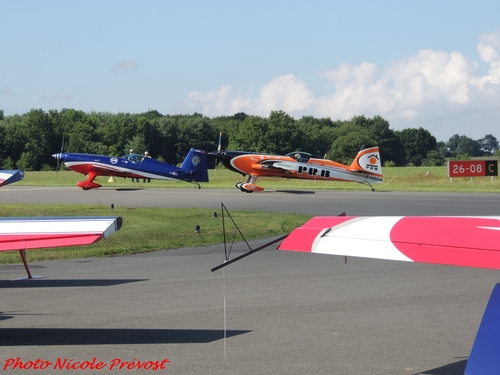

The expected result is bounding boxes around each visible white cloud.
[180,85,251,115]
[252,74,315,115]
[389,50,477,105]
[39,91,72,102]
[180,29,500,140]
[472,28,500,89]
[314,62,393,119]
[179,75,314,117]
[111,59,142,72]
[477,29,500,63]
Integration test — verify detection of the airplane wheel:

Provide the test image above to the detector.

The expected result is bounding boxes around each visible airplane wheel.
[371,188,375,192]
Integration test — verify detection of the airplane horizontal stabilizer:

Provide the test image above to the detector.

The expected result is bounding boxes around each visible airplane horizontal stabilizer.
[278,216,500,269]
[0,170,24,187]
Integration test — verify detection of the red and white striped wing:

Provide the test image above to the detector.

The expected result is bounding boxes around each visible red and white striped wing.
[278,216,500,269]
[0,216,122,251]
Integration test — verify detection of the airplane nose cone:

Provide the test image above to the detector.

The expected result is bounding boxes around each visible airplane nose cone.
[52,153,60,159]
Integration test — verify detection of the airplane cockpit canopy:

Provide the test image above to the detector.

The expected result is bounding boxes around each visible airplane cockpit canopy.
[286,151,323,163]
[122,153,146,164]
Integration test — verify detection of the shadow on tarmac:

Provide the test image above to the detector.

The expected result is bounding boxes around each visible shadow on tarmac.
[0,279,147,288]
[274,190,316,194]
[415,358,467,375]
[0,328,252,346]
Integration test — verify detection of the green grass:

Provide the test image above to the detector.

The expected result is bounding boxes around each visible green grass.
[0,204,311,265]
[17,166,500,192]
[381,166,500,193]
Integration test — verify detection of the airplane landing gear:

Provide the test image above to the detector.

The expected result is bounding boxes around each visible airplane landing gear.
[235,182,264,193]
[360,180,376,192]
[78,173,101,190]
[189,180,202,189]
[236,175,264,192]
[235,182,250,192]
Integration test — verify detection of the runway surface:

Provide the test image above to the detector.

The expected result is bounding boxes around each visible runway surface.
[2,185,500,216]
[2,186,500,374]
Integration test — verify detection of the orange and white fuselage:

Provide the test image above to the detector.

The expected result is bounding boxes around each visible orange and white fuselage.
[209,147,383,192]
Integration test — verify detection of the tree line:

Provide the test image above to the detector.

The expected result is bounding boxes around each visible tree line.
[0,108,498,171]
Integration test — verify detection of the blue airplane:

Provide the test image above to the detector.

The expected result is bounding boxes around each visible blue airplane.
[52,148,209,190]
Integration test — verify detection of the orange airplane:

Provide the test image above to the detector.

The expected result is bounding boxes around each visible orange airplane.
[208,145,383,192]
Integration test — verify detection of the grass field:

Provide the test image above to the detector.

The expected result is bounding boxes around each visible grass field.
[0,204,311,265]
[17,166,500,193]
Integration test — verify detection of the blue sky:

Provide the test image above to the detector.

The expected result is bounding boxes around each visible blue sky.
[1,0,500,142]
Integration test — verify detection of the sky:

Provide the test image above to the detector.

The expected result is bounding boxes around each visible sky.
[1,0,500,142]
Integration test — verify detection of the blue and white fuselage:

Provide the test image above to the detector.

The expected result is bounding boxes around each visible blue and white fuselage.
[52,148,209,190]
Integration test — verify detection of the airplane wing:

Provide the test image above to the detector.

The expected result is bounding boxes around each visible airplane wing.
[278,216,500,269]
[87,164,125,174]
[0,170,24,187]
[278,215,500,375]
[1,216,122,279]
[0,216,122,251]
[252,160,298,173]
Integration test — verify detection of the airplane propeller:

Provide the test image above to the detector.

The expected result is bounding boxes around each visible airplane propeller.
[217,131,222,153]
[55,135,65,172]
[213,131,223,178]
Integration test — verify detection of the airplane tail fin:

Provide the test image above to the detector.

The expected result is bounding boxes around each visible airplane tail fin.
[180,148,209,182]
[348,146,383,177]
[465,282,500,375]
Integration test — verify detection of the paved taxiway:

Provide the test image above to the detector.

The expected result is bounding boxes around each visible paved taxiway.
[1,186,500,374]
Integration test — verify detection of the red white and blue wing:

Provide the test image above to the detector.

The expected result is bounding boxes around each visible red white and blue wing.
[278,216,500,269]
[0,216,122,252]
[278,215,500,374]
[0,170,24,187]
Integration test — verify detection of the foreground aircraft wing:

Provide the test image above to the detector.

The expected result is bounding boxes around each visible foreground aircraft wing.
[0,216,122,279]
[211,210,500,374]
[278,216,500,269]
[0,216,122,251]
[0,170,24,187]
[278,215,500,375]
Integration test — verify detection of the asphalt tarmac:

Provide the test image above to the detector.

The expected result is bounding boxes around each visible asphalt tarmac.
[1,186,500,374]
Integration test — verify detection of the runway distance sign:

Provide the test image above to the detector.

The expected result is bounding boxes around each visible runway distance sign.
[448,160,498,178]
